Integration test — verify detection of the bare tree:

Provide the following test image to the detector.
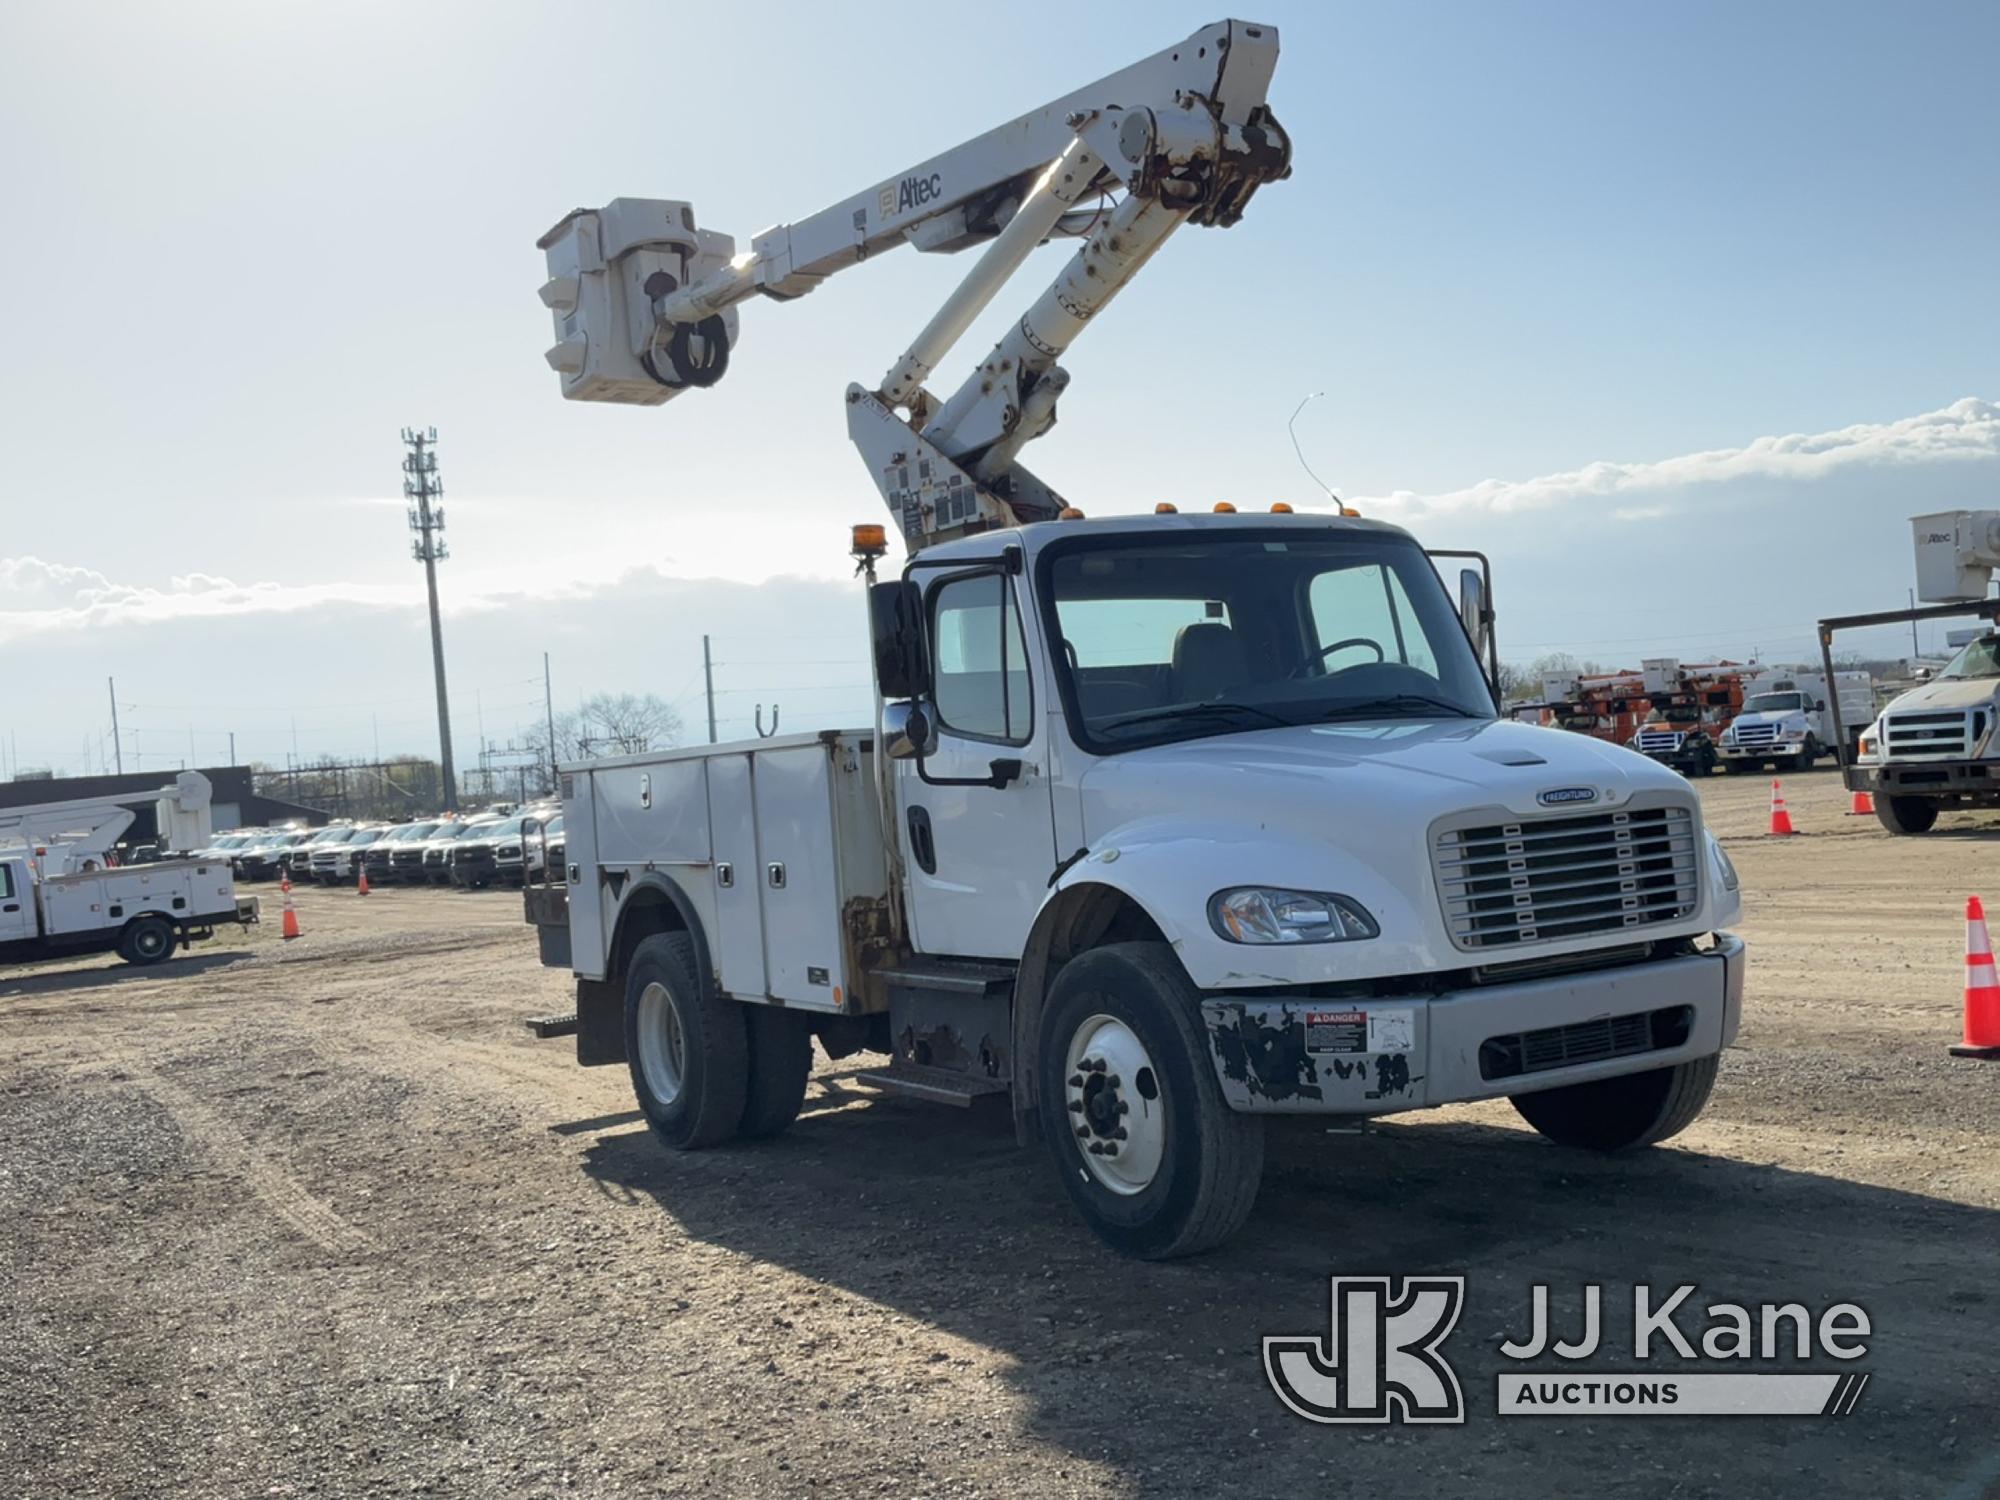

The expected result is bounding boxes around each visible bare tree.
[523,693,684,767]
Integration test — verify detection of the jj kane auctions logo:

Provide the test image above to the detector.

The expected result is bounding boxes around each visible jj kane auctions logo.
[1265,1278,1872,1423]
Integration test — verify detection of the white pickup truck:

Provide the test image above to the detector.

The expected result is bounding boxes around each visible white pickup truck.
[528,513,1746,1256]
[1850,631,2000,834]
[1717,670,1874,771]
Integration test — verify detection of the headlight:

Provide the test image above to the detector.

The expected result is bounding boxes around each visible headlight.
[1781,727,1807,741]
[1208,887,1379,944]
[500,845,521,858]
[1706,833,1739,893]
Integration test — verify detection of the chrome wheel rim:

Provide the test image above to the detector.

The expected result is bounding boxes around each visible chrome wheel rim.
[1064,1013,1166,1195]
[636,980,688,1106]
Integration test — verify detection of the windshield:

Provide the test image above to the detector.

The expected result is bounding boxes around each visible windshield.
[1743,692,1803,713]
[1941,636,2000,680]
[1041,531,1494,751]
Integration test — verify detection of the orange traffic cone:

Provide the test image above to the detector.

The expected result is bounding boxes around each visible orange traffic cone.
[1848,788,1875,816]
[356,867,371,896]
[280,871,292,895]
[280,886,302,941]
[1952,895,2000,1060]
[1768,780,1796,837]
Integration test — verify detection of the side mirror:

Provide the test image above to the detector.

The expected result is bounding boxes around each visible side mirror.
[1814,699,1826,712]
[869,580,928,701]
[1458,568,1489,660]
[881,701,936,761]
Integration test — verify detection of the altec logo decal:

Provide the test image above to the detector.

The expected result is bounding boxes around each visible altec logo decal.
[1264,1280,1874,1424]
[1537,786,1598,806]
[879,172,944,219]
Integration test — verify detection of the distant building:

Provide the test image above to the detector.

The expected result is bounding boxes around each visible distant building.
[0,765,330,845]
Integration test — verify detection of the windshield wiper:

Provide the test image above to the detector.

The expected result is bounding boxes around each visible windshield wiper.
[1318,693,1482,721]
[1097,701,1295,734]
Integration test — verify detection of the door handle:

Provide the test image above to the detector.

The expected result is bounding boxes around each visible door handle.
[2,902,17,913]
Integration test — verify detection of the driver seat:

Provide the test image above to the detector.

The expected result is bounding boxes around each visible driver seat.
[1172,622,1247,702]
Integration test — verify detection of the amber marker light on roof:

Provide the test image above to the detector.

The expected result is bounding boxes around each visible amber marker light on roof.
[850,523,888,559]
[1213,501,1237,514]
[1270,502,1294,513]
[1155,502,1178,514]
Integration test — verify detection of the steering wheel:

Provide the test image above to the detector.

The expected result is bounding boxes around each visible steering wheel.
[1290,636,1385,678]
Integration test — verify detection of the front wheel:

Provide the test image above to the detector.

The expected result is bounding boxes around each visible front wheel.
[1037,943,1263,1259]
[623,932,748,1150]
[1875,794,1939,835]
[1510,1053,1717,1151]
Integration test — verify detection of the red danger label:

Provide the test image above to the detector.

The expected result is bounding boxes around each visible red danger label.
[1305,1010,1368,1054]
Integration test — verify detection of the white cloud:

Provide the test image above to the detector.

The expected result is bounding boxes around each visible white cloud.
[1355,396,2000,518]
[0,556,414,644]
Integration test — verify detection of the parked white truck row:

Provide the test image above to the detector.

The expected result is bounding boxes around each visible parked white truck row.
[1715,669,1874,770]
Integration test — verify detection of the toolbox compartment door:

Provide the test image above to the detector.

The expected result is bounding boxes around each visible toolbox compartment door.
[752,744,847,1010]
[705,753,767,1000]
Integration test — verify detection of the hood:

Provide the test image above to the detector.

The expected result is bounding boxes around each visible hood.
[1883,677,2000,714]
[1079,717,1693,845]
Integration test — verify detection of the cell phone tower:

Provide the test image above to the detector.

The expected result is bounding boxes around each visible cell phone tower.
[403,427,458,811]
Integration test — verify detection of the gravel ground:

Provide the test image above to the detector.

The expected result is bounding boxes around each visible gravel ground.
[3,769,1997,1498]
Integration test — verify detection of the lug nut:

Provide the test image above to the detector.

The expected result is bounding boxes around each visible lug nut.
[1112,1126,1128,1140]
[1117,1100,1130,1115]
[1102,1143,1119,1157]
[1075,1126,1090,1138]
[1087,1142,1105,1155]
[1067,1075,1085,1088]
[1104,1075,1120,1089]
[1068,1100,1084,1113]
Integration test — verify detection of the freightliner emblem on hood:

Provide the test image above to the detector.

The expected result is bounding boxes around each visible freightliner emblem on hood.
[1537,787,1599,806]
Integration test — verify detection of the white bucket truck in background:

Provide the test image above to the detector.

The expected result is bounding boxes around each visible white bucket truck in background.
[0,773,259,968]
[1820,510,2000,834]
[1717,669,1873,771]
[525,20,1747,1257]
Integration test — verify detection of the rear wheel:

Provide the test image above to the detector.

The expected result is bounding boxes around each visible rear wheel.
[1510,1054,1717,1151]
[1875,794,1939,835]
[119,915,176,967]
[739,1006,815,1140]
[623,932,747,1150]
[1037,942,1263,1259]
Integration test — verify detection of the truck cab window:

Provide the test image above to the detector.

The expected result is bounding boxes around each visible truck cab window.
[1307,564,1437,677]
[931,572,1033,743]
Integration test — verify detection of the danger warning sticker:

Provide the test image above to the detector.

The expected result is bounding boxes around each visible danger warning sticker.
[1305,1010,1368,1054]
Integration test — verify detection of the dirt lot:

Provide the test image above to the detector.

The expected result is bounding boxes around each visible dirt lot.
[4,770,1997,1498]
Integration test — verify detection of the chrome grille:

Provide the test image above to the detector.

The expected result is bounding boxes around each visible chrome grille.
[1433,804,1700,951]
[1731,721,1779,747]
[1634,730,1684,753]
[1881,709,1977,761]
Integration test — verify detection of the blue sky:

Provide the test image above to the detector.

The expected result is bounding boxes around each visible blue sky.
[2,0,1996,772]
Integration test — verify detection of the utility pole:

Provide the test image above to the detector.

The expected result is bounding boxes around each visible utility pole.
[404,426,458,811]
[229,731,236,765]
[1909,588,1921,659]
[703,634,717,744]
[107,677,123,774]
[543,652,559,792]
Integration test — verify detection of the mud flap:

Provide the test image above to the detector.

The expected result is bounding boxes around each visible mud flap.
[576,976,626,1067]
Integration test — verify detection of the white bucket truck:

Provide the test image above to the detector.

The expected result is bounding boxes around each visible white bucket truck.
[1826,512,2000,834]
[0,773,259,968]
[526,20,1746,1256]
[1717,669,1873,771]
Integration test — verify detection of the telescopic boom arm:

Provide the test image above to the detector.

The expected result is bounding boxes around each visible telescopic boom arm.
[537,19,1289,549]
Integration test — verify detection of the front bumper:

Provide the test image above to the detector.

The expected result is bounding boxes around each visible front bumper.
[1719,743,1807,760]
[1853,760,2000,797]
[1201,934,1745,1115]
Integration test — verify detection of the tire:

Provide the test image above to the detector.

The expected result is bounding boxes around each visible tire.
[1875,795,1939,835]
[1719,760,1741,775]
[1510,1053,1718,1151]
[1800,735,1820,766]
[739,1005,814,1140]
[1036,942,1264,1259]
[623,932,747,1150]
[119,914,176,967]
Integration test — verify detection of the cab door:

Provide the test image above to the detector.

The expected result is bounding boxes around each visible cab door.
[899,566,1057,959]
[0,860,37,944]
